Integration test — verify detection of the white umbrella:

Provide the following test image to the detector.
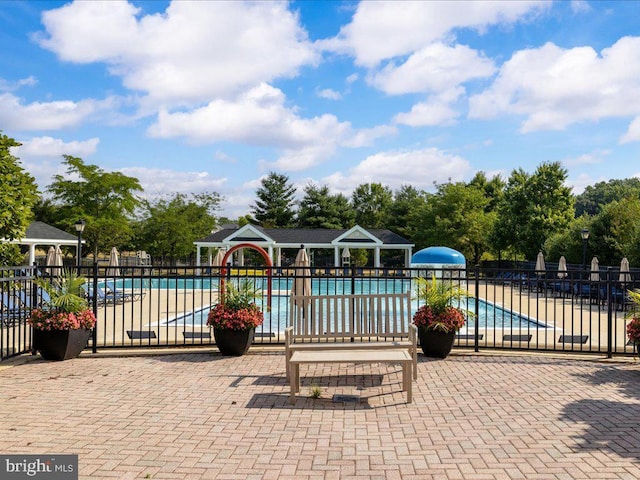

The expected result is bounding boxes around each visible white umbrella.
[557,256,568,279]
[45,246,56,276]
[619,257,632,284]
[590,257,600,282]
[106,247,120,277]
[535,251,546,275]
[54,245,64,273]
[291,248,311,307]
[211,248,226,267]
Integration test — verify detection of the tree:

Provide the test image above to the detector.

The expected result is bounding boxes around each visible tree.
[386,185,427,243]
[297,184,355,229]
[0,133,39,265]
[351,183,392,228]
[414,182,495,264]
[493,162,574,260]
[575,178,640,217]
[47,156,142,258]
[587,197,640,266]
[252,172,297,227]
[136,193,221,259]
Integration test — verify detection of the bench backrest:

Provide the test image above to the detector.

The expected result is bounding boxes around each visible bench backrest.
[289,291,412,341]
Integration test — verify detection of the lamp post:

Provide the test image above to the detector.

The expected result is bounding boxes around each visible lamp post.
[581,228,590,272]
[75,219,86,269]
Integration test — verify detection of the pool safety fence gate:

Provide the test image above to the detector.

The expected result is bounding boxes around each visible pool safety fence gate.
[1,263,639,360]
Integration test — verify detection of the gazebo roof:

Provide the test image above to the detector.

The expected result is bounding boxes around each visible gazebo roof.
[196,225,412,247]
[22,221,77,243]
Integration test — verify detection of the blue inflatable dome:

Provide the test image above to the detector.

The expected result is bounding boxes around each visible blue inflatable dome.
[411,246,466,266]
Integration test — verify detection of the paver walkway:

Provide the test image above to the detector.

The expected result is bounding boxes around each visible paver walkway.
[1,350,639,479]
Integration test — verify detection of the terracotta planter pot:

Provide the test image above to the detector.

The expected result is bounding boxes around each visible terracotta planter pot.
[418,328,456,358]
[213,328,255,356]
[33,328,92,361]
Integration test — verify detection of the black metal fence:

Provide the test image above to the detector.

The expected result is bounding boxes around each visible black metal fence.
[2,264,639,361]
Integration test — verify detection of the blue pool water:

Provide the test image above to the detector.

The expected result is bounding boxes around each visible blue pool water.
[122,277,547,332]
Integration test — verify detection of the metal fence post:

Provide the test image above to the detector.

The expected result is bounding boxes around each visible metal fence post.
[92,262,98,353]
[607,267,613,358]
[475,264,480,353]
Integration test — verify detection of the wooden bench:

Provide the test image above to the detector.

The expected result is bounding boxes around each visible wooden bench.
[289,349,413,404]
[285,292,417,395]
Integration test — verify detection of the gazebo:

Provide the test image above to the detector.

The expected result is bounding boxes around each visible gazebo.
[194,225,414,268]
[8,221,82,265]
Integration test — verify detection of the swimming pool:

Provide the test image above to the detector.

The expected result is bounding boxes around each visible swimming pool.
[147,277,548,332]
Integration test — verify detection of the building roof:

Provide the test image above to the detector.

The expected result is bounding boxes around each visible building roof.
[196,226,412,246]
[23,221,77,242]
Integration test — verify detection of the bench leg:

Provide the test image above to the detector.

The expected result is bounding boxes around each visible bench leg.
[403,361,412,403]
[413,350,418,380]
[289,363,298,404]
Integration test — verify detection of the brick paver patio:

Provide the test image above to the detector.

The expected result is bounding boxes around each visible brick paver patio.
[1,350,639,479]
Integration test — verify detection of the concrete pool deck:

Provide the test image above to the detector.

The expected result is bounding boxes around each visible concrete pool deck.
[0,349,639,479]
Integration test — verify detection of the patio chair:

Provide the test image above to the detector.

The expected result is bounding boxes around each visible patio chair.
[1,292,26,326]
[104,280,145,302]
[82,284,126,306]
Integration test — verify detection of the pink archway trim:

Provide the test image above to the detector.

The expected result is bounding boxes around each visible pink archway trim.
[219,243,272,310]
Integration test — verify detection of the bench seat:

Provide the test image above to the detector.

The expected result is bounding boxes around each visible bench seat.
[289,349,413,404]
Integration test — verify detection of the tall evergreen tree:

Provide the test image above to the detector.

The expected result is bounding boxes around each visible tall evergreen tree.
[297,184,355,229]
[252,172,296,227]
[351,183,392,228]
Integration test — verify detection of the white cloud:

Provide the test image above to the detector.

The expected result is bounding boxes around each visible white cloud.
[0,76,37,92]
[149,83,394,171]
[571,0,592,14]
[0,93,115,130]
[317,88,342,100]
[561,150,610,167]
[346,73,359,84]
[620,116,640,144]
[37,1,318,107]
[323,147,473,195]
[394,88,464,127]
[323,1,548,67]
[120,166,227,198]
[149,83,350,146]
[469,37,640,132]
[10,136,100,192]
[15,136,99,157]
[369,43,495,95]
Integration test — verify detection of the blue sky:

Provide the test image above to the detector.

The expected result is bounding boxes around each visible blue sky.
[2,0,640,219]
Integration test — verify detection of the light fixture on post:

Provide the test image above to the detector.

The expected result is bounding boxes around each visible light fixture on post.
[581,228,590,272]
[75,219,86,269]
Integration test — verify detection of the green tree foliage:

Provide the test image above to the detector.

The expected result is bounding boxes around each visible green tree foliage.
[136,193,221,259]
[468,172,505,212]
[575,178,640,217]
[351,183,392,228]
[587,197,640,266]
[47,156,142,258]
[0,133,39,265]
[386,185,427,242]
[297,184,355,229]
[252,172,296,227]
[494,162,574,260]
[414,182,496,264]
[543,216,592,266]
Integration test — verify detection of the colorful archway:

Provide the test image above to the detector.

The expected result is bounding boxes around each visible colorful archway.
[219,243,272,310]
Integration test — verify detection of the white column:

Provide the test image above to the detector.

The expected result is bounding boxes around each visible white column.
[374,246,381,268]
[276,247,281,267]
[195,245,201,267]
[29,244,36,265]
[238,249,244,266]
[334,247,340,267]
